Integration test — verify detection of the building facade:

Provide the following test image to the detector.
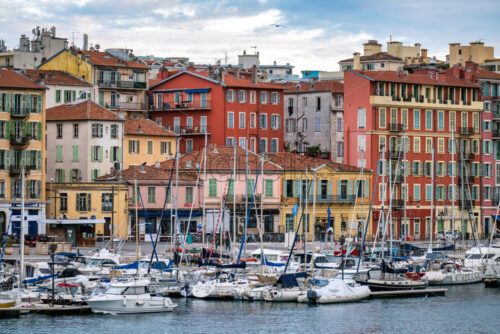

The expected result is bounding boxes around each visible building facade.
[284,81,344,162]
[46,101,125,183]
[344,69,483,240]
[0,68,47,236]
[449,41,494,66]
[149,70,284,154]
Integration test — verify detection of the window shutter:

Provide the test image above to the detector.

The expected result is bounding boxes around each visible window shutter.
[283,180,287,197]
[21,150,25,166]
[5,150,9,168]
[110,147,114,162]
[90,146,94,161]
[118,147,122,163]
[27,122,32,138]
[6,93,10,111]
[294,180,300,198]
[56,90,61,103]
[64,91,68,103]
[336,181,341,199]
[27,94,31,112]
[129,140,133,153]
[37,95,42,113]
[26,150,31,167]
[5,121,9,139]
[348,180,352,197]
[37,122,42,140]
[61,169,65,182]
[99,146,103,162]
[364,180,369,199]
[72,91,76,101]
[88,194,92,211]
[136,141,140,154]
[22,121,26,137]
[37,151,41,170]
[76,194,80,211]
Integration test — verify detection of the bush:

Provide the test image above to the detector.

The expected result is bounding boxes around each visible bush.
[6,237,13,248]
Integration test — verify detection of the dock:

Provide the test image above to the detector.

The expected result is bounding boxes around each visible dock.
[369,288,447,299]
[483,275,500,288]
[0,304,91,317]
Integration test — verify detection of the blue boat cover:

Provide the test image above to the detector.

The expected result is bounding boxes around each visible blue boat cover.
[22,273,59,284]
[277,272,307,288]
[261,254,285,267]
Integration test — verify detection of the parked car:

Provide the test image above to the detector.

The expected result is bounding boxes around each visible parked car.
[436,230,461,241]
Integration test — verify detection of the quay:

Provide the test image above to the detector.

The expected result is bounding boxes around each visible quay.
[0,304,91,318]
[369,288,447,299]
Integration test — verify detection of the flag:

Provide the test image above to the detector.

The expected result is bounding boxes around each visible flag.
[327,206,331,230]
[291,203,298,216]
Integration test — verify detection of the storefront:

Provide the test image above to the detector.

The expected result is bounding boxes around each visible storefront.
[44,219,104,247]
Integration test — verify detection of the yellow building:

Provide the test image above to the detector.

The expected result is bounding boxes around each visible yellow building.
[449,41,495,66]
[46,182,128,246]
[0,68,46,236]
[39,49,149,119]
[124,118,177,169]
[273,153,372,241]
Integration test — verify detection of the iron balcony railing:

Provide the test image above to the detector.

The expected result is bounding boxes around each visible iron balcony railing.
[150,100,212,111]
[10,135,31,147]
[98,80,147,89]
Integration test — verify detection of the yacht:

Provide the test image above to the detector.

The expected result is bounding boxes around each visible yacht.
[85,279,177,314]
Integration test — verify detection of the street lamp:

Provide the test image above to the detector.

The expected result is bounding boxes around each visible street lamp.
[49,243,57,306]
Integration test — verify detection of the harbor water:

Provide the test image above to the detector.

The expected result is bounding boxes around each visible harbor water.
[3,284,500,334]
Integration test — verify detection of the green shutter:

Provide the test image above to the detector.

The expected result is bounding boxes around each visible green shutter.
[37,95,42,113]
[118,147,122,162]
[88,194,91,211]
[27,94,31,112]
[294,180,300,198]
[72,146,78,162]
[99,146,103,162]
[128,141,133,153]
[61,169,65,182]
[336,180,341,198]
[21,150,25,166]
[110,147,114,162]
[328,180,333,196]
[136,141,140,154]
[27,122,32,138]
[72,91,76,101]
[56,90,61,103]
[21,121,26,137]
[209,178,217,197]
[283,180,287,197]
[37,122,42,140]
[64,91,68,103]
[90,146,94,162]
[26,150,31,167]
[5,93,10,111]
[348,180,352,197]
[5,120,10,139]
[37,151,41,170]
[364,180,369,199]
[56,146,62,162]
[5,150,9,168]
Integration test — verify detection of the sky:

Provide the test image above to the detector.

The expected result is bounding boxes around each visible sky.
[0,0,499,73]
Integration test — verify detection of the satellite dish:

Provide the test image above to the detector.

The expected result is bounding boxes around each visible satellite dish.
[214,68,220,75]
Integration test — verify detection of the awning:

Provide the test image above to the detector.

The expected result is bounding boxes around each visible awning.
[137,210,202,218]
[42,219,105,225]
[495,215,500,221]
[184,88,210,93]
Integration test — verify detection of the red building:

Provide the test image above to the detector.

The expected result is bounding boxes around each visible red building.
[148,70,284,153]
[344,69,483,240]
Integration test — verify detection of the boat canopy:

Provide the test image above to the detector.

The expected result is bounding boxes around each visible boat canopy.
[276,272,307,288]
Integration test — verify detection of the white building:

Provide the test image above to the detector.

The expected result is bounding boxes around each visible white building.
[46,100,125,183]
[25,69,92,109]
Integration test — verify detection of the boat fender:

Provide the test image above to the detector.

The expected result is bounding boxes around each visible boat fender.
[306,290,318,305]
[123,296,127,307]
[136,300,145,306]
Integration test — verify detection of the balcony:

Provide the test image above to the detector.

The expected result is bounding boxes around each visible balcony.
[390,199,404,208]
[462,152,475,161]
[388,123,403,132]
[10,135,31,147]
[390,174,403,183]
[459,127,475,136]
[176,126,211,136]
[335,195,357,203]
[10,107,33,118]
[493,111,500,120]
[457,176,473,185]
[97,80,147,89]
[388,150,402,159]
[108,101,148,110]
[224,194,262,204]
[370,95,483,111]
[9,165,31,176]
[150,100,212,112]
[493,130,500,139]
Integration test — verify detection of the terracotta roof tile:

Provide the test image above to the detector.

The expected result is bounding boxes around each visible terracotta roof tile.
[46,100,123,121]
[76,50,148,70]
[0,68,45,90]
[124,118,177,137]
[339,52,403,63]
[24,69,92,87]
[476,69,500,80]
[353,70,479,88]
[97,165,198,182]
[284,80,344,93]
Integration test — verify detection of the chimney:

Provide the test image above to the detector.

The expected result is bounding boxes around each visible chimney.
[421,48,428,58]
[155,161,160,169]
[353,52,361,70]
[35,72,46,86]
[251,65,257,84]
[83,33,88,51]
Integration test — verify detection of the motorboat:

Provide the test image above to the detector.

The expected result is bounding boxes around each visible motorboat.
[192,272,250,299]
[464,245,500,271]
[85,279,177,314]
[262,273,307,302]
[425,264,482,285]
[356,260,428,291]
[79,249,121,278]
[297,279,371,304]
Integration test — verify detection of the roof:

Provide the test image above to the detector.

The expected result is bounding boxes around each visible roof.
[339,52,403,63]
[76,50,148,70]
[0,68,46,90]
[46,100,123,121]
[350,70,480,88]
[124,118,177,137]
[97,165,199,182]
[150,70,284,90]
[284,80,343,93]
[159,146,364,173]
[24,69,92,87]
[476,69,500,80]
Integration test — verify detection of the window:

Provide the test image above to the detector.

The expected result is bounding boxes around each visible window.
[484,163,492,177]
[73,124,79,138]
[259,114,267,129]
[358,135,366,152]
[337,117,342,132]
[303,118,308,131]
[484,140,492,154]
[402,109,408,129]
[147,187,155,203]
[102,193,113,211]
[57,124,63,138]
[238,90,247,103]
[449,111,456,132]
[91,123,103,138]
[76,193,91,211]
[437,138,444,154]
[92,146,102,161]
[414,137,420,153]
[437,111,444,130]
[271,92,280,104]
[425,185,432,201]
[302,97,308,106]
[260,92,269,104]
[250,91,256,104]
[174,117,180,134]
[200,116,207,133]
[72,146,78,162]
[110,124,118,139]
[156,117,162,125]
[270,138,278,152]
[315,117,321,132]
[226,89,235,102]
[259,138,267,153]
[129,140,139,154]
[426,138,432,153]
[56,146,63,162]
[484,121,491,131]
[209,178,217,197]
[250,113,256,128]
[357,108,366,128]
[239,137,246,148]
[186,117,193,128]
[55,169,65,182]
[379,136,386,152]
[425,110,432,130]
[337,142,344,157]
[379,108,386,128]
[239,112,246,129]
[271,114,281,130]
[147,141,153,155]
[228,112,234,128]
[286,119,296,132]
[484,186,492,200]
[225,137,235,147]
[185,186,194,204]
[161,141,171,155]
[186,139,193,153]
[413,109,420,130]
[473,113,479,132]
[265,179,273,197]
[59,193,68,212]
[316,96,321,111]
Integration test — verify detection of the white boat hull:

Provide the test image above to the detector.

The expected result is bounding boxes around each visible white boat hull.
[86,295,176,314]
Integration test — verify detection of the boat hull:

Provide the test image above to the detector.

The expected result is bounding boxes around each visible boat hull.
[86,296,176,314]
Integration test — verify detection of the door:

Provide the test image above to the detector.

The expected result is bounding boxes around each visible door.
[0,212,5,234]
[65,225,77,247]
[28,221,38,236]
[104,217,111,239]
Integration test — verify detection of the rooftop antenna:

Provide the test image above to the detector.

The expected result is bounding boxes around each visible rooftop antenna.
[390,34,392,42]
[71,32,80,48]
[225,52,228,66]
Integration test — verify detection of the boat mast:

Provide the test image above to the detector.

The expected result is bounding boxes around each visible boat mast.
[244,143,248,259]
[233,144,237,261]
[259,154,264,273]
[380,149,387,261]
[451,130,455,240]
[19,166,25,287]
[135,172,139,261]
[311,169,317,274]
[403,132,407,240]
[202,133,207,248]
[430,147,435,249]
[304,169,308,266]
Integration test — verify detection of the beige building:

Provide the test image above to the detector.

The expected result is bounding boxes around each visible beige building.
[449,41,494,66]
[124,118,177,169]
[0,68,46,236]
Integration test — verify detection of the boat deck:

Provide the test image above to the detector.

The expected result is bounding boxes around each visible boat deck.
[369,288,447,299]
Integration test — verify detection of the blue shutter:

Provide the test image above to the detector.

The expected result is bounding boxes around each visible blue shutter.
[283,180,287,197]
[328,180,333,196]
[348,180,352,197]
[294,180,300,198]
[336,180,341,199]
[364,180,369,199]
